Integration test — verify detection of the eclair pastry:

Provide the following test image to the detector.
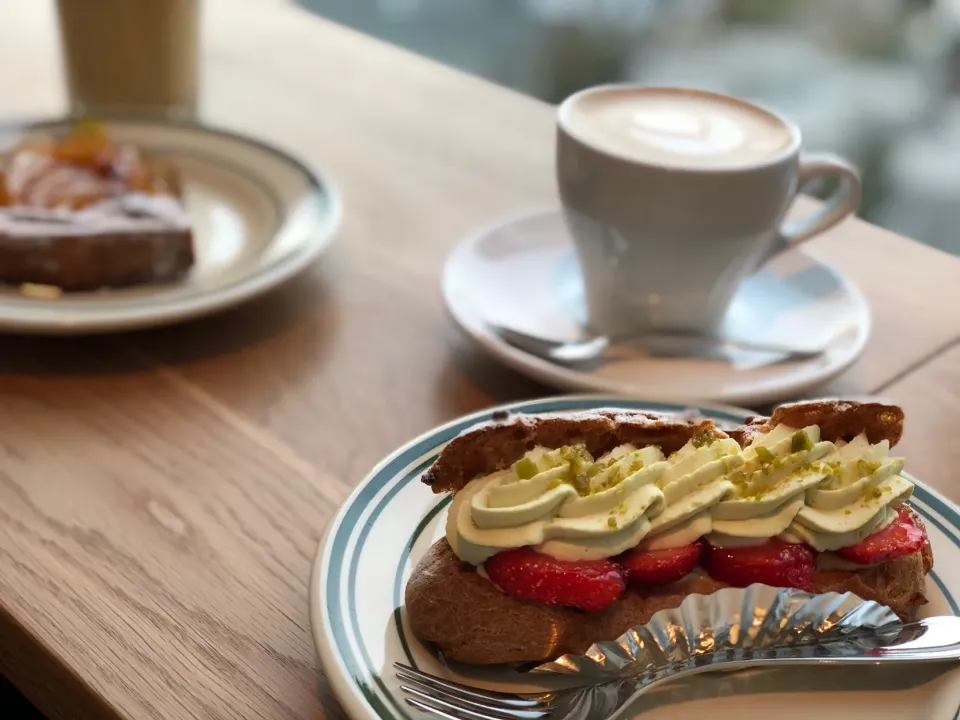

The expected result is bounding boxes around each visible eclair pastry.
[404,401,932,665]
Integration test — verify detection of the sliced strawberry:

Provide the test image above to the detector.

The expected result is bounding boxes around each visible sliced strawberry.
[484,547,625,612]
[703,539,815,592]
[837,507,927,565]
[619,542,703,585]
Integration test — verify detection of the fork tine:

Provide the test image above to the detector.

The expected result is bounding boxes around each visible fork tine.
[405,693,546,720]
[399,678,550,717]
[395,669,543,709]
[405,695,478,720]
[393,663,546,708]
[400,683,549,720]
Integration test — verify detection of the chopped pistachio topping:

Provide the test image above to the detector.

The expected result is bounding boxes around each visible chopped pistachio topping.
[791,431,813,453]
[515,443,672,498]
[513,456,538,479]
[691,428,718,448]
[754,446,775,465]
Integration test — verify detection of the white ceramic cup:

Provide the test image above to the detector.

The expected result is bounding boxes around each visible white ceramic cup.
[556,85,861,337]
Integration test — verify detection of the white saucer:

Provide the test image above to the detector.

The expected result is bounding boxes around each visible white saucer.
[442,208,870,406]
[0,117,341,335]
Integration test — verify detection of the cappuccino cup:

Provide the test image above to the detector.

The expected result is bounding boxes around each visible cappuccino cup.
[556,85,861,337]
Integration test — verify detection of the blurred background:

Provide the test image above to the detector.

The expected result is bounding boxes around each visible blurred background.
[299,0,960,257]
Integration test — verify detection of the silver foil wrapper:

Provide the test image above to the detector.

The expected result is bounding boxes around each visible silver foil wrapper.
[531,584,900,681]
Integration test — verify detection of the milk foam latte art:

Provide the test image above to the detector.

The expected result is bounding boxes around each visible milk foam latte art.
[564,87,793,168]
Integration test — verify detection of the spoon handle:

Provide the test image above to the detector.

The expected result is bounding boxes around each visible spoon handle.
[490,323,827,365]
[611,333,824,361]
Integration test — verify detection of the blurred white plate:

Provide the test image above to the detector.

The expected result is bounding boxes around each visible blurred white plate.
[442,207,870,406]
[0,117,340,334]
[311,396,960,720]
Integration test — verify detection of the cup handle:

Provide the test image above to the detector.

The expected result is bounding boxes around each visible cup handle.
[777,152,862,247]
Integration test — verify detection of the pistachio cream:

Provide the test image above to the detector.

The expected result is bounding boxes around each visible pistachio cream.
[783,433,912,551]
[446,444,668,563]
[640,430,744,550]
[706,425,836,547]
[444,426,915,565]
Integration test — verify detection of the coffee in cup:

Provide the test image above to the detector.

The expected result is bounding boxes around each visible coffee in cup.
[556,85,860,337]
[564,87,794,169]
[57,0,200,118]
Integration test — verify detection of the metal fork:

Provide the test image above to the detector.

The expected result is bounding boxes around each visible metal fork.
[396,616,960,720]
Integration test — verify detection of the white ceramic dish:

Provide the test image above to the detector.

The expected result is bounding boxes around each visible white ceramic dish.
[311,396,960,720]
[0,117,341,334]
[442,208,870,406]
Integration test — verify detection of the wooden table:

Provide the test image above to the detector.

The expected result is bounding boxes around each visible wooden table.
[0,1,958,718]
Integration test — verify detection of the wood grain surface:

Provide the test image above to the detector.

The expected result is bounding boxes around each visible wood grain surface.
[0,1,957,719]
[885,341,960,496]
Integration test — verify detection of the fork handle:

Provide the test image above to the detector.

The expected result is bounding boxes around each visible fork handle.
[706,617,960,665]
[602,618,960,719]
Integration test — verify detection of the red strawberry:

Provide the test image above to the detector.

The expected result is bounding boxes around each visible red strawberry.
[484,547,625,612]
[703,539,816,592]
[619,542,703,585]
[837,507,927,565]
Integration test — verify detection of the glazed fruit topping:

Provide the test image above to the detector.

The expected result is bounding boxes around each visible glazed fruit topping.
[836,507,926,565]
[702,539,816,592]
[484,547,625,611]
[619,541,703,586]
[0,122,175,210]
[483,509,929,611]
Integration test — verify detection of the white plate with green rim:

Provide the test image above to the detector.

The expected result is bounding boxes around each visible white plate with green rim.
[310,396,960,720]
[0,116,340,334]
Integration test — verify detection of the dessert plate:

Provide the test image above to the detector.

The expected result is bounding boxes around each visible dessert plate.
[310,395,960,720]
[442,208,870,406]
[0,117,340,334]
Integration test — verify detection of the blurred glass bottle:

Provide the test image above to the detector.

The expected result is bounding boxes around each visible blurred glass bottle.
[57,0,200,119]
